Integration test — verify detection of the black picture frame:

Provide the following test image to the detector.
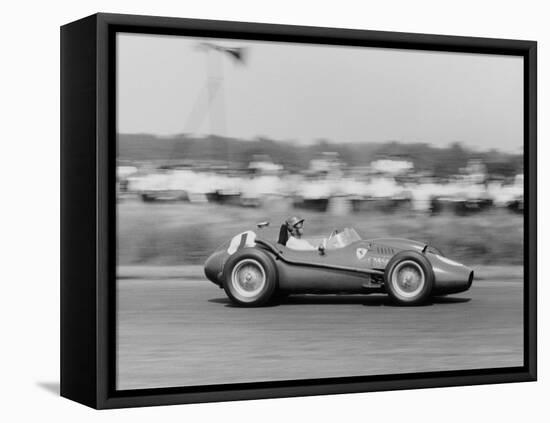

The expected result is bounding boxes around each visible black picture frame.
[60,12,537,409]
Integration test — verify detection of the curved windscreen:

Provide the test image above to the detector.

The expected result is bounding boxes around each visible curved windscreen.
[326,227,361,249]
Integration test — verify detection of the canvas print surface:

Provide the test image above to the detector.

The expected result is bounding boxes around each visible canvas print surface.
[115,33,524,390]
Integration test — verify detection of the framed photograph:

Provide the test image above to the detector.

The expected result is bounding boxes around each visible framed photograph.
[61,13,536,409]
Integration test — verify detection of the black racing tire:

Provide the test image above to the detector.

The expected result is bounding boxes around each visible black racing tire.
[222,249,278,307]
[384,250,434,305]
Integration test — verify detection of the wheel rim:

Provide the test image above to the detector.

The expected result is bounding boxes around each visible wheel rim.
[230,259,267,302]
[391,260,425,299]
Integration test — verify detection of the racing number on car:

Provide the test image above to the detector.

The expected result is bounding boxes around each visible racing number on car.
[357,247,389,267]
[368,257,390,267]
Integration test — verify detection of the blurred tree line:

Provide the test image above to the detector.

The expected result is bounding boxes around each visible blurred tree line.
[118,134,523,179]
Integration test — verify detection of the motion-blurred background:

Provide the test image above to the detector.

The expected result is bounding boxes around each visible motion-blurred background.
[117,136,523,266]
[116,34,524,268]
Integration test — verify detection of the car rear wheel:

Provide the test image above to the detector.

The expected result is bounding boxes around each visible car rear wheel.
[384,251,434,305]
[223,249,278,306]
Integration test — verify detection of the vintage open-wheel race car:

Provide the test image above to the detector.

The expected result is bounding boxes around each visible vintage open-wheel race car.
[204,222,474,306]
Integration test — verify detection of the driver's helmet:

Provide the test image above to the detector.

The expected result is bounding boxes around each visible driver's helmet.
[285,216,304,236]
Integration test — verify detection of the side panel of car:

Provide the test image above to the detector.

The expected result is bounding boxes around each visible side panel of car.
[279,240,379,269]
[276,261,370,293]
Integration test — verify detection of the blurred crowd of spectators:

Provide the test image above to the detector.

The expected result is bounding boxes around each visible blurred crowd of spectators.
[117,153,523,215]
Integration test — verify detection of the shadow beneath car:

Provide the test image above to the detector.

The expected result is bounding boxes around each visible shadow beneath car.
[283,294,393,306]
[209,295,471,308]
[207,297,282,308]
[208,297,231,304]
[430,296,471,304]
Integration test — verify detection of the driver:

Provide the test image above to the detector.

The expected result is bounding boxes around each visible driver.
[284,216,316,251]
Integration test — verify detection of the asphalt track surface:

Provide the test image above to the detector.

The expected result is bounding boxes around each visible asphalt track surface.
[117,276,523,390]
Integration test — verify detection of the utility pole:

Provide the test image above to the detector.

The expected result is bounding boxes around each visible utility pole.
[181,42,246,166]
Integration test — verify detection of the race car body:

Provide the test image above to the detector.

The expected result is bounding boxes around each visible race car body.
[204,225,474,306]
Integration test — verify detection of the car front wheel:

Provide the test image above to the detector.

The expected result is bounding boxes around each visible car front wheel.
[384,251,434,305]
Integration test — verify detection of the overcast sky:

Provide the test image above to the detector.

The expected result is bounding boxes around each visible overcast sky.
[117,33,523,153]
